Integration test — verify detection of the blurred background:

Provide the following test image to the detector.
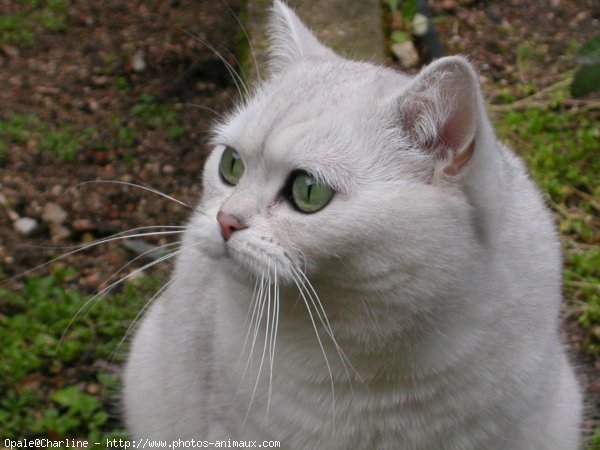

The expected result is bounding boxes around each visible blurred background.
[0,0,598,447]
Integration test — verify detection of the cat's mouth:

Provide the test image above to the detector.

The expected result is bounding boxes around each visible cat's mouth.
[223,237,298,285]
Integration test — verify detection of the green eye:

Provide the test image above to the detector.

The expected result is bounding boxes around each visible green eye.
[291,171,334,213]
[219,146,244,185]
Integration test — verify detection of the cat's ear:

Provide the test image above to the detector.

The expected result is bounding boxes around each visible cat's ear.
[267,0,336,73]
[396,56,480,176]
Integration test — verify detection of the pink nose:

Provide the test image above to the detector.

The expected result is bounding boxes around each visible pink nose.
[217,212,247,241]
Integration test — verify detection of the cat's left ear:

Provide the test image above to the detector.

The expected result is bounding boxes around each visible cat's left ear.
[396,56,480,176]
[267,0,337,73]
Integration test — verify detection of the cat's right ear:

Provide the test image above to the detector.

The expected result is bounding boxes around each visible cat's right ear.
[267,0,336,73]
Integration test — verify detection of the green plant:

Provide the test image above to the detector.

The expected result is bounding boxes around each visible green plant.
[132,94,185,140]
[391,30,410,44]
[496,107,600,354]
[589,424,600,449]
[30,386,108,437]
[106,115,137,149]
[0,114,94,162]
[34,0,68,33]
[0,14,35,46]
[387,0,400,12]
[0,114,96,162]
[571,34,600,97]
[401,0,418,21]
[0,114,38,162]
[39,126,92,162]
[0,114,38,143]
[0,0,68,47]
[0,267,159,440]
[387,0,418,19]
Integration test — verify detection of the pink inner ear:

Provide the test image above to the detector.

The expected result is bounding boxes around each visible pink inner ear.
[440,110,472,152]
[398,57,479,175]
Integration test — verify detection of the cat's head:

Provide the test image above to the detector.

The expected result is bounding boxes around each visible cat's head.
[191,1,498,306]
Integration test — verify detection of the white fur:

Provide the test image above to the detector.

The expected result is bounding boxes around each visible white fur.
[123,2,582,448]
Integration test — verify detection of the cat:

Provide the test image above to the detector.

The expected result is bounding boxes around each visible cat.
[123,1,583,448]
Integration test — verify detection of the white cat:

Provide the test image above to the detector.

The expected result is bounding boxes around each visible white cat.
[123,2,582,448]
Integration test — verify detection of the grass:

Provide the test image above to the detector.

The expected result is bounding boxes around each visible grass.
[495,106,600,356]
[0,114,92,162]
[131,94,185,141]
[0,97,185,163]
[0,0,68,47]
[0,267,158,444]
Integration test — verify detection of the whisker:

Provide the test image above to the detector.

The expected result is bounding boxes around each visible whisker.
[14,226,187,252]
[237,270,266,394]
[6,228,186,284]
[288,244,309,274]
[109,252,190,364]
[293,266,363,388]
[237,276,261,366]
[267,264,279,417]
[263,262,274,420]
[55,246,183,358]
[242,267,269,428]
[291,270,336,425]
[221,0,262,83]
[115,240,182,270]
[69,180,194,210]
[245,259,272,428]
[180,103,225,119]
[179,28,249,101]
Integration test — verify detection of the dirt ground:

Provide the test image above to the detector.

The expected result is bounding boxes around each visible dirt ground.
[0,0,598,441]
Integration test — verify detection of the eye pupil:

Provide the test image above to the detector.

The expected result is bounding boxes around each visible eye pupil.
[219,146,244,185]
[290,171,334,213]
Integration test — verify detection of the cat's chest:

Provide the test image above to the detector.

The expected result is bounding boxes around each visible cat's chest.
[216,359,502,450]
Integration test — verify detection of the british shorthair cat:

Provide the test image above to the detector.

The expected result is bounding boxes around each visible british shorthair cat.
[123,1,582,448]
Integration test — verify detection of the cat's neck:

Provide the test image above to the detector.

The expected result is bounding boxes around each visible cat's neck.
[216,252,498,384]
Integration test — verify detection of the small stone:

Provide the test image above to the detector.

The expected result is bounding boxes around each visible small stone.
[50,223,71,242]
[412,13,429,37]
[2,45,20,59]
[449,35,462,45]
[87,383,101,394]
[73,219,96,232]
[163,164,175,174]
[85,272,99,286]
[131,49,146,72]
[573,11,588,24]
[91,75,109,86]
[50,185,63,197]
[391,41,420,68]
[440,0,457,10]
[14,217,38,236]
[42,202,68,225]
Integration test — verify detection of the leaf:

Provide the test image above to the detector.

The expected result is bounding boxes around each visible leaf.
[391,30,410,43]
[575,34,600,66]
[402,0,418,20]
[388,0,400,11]
[571,63,600,97]
[52,386,101,417]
